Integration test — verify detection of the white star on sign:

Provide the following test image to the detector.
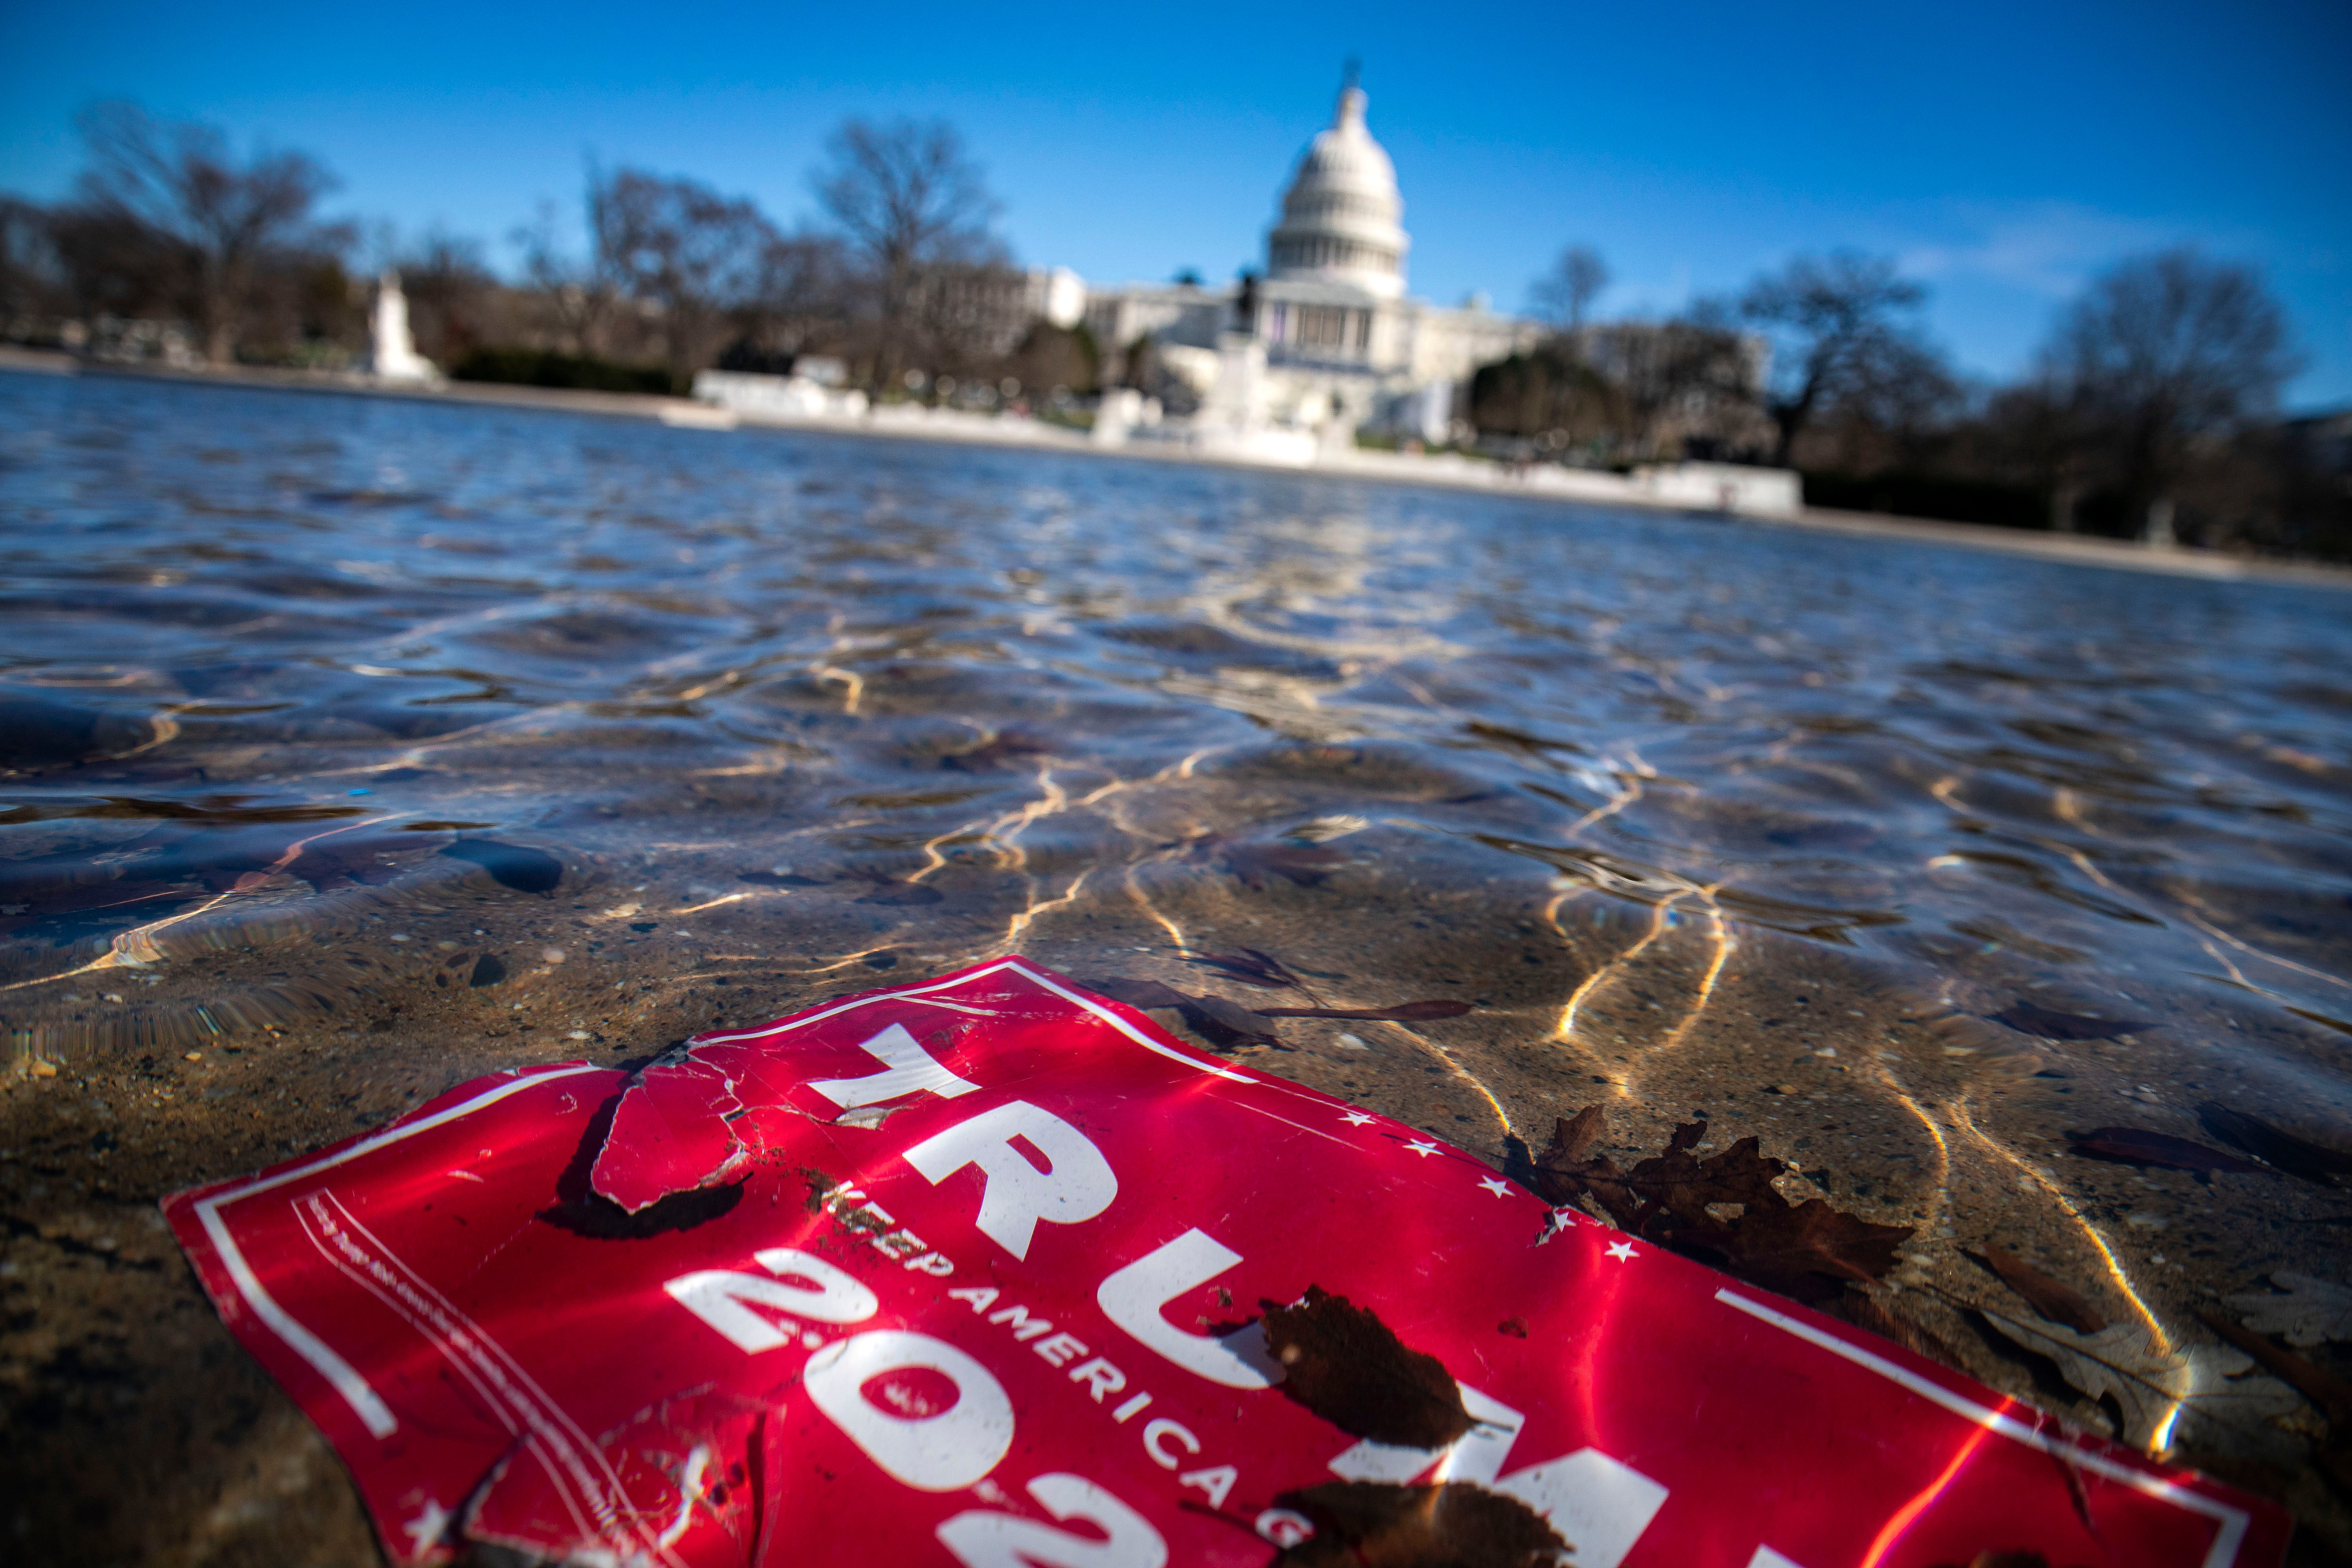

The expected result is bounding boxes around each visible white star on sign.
[1605,1240,1638,1262]
[1477,1177,1512,1197]
[403,1499,451,1555]
[1342,1110,1376,1126]
[1403,1140,1439,1157]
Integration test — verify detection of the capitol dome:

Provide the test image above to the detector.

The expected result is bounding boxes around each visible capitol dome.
[1266,83,1409,299]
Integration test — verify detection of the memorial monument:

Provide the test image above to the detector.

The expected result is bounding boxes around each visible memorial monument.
[363,271,439,384]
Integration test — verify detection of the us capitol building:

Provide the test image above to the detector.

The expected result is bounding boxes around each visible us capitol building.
[1040,80,1545,444]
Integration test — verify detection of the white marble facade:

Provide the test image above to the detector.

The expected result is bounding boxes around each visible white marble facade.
[1059,82,1544,443]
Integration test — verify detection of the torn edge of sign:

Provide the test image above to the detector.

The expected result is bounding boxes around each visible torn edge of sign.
[589,1049,758,1214]
[589,1018,982,1214]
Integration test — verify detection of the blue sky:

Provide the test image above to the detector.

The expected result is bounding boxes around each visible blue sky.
[4,0,2346,408]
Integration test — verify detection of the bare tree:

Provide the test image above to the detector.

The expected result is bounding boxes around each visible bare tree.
[814,118,1003,388]
[1801,334,1967,474]
[72,102,343,364]
[1584,313,1758,460]
[1469,344,1619,444]
[45,201,174,324]
[390,229,500,365]
[1531,245,1610,333]
[511,195,619,356]
[906,257,1027,380]
[592,167,777,381]
[2039,247,2300,541]
[0,198,65,332]
[1005,320,1100,398]
[736,229,856,362]
[1984,372,2098,531]
[1736,251,1934,466]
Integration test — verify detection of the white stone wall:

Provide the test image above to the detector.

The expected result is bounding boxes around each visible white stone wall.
[1081,286,1226,356]
[1067,274,1545,444]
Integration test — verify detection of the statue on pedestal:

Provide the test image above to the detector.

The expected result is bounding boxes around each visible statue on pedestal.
[363,271,439,383]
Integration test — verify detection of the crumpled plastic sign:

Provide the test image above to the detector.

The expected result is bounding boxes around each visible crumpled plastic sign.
[166,957,2288,1566]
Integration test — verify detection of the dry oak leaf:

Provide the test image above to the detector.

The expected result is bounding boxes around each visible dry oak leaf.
[1272,1480,1565,1568]
[1261,1284,1473,1450]
[2224,1273,2352,1348]
[1979,1308,2299,1450]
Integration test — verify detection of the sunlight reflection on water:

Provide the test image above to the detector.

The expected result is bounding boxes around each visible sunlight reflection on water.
[3,370,2350,1411]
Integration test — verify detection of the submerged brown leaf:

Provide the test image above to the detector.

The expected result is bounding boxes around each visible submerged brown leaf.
[940,731,1051,771]
[1988,999,2150,1040]
[1183,991,1284,1048]
[2223,1272,2352,1348]
[1978,1308,2298,1450]
[2068,1127,2268,1175]
[1272,1481,1565,1568]
[737,870,825,887]
[1704,1200,1912,1300]
[2197,1101,2352,1185]
[1261,1284,1472,1450]
[2195,1310,2352,1425]
[1546,1105,1608,1164]
[1081,977,1282,1050]
[854,881,944,906]
[1184,833,1348,889]
[1975,1245,2109,1334]
[1085,976,1192,1011]
[1625,1125,1789,1231]
[1840,1287,1962,1367]
[1510,1106,1641,1227]
[1256,1000,1473,1022]
[1512,1106,1912,1302]
[1183,947,1304,989]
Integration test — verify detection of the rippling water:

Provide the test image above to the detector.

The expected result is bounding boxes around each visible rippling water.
[5,370,2352,1544]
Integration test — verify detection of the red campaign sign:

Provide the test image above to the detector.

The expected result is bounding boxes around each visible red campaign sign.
[166,957,2288,1567]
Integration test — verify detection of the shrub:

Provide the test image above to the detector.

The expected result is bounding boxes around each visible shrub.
[450,347,678,396]
[1801,470,2047,531]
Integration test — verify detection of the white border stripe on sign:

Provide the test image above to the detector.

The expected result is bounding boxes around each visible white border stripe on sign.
[1716,1290,2249,1568]
[191,960,1252,1445]
[693,957,1256,1082]
[191,1064,607,1437]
